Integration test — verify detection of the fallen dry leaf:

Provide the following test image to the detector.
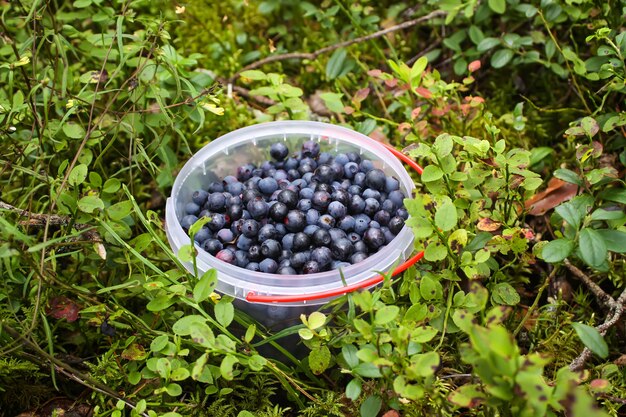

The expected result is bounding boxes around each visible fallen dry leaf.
[477,217,501,232]
[46,296,81,322]
[613,354,626,366]
[525,178,578,215]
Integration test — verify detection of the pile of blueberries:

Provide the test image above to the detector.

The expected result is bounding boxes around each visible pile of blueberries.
[180,140,408,275]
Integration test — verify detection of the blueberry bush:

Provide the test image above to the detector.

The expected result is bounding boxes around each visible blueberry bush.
[1,0,625,416]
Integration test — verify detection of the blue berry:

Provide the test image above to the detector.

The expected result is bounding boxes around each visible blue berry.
[318,214,336,230]
[194,227,212,243]
[247,199,269,220]
[185,202,201,215]
[363,228,386,251]
[181,215,198,230]
[327,201,347,219]
[208,182,224,193]
[331,238,354,261]
[277,189,298,209]
[334,153,349,165]
[216,249,236,264]
[337,215,356,232]
[248,244,262,262]
[369,221,381,229]
[246,262,260,271]
[217,228,235,243]
[225,181,244,196]
[359,159,374,173]
[318,152,332,164]
[374,210,391,226]
[241,219,259,238]
[299,187,314,200]
[259,258,278,273]
[192,190,209,206]
[311,247,332,268]
[301,140,320,158]
[202,239,223,255]
[329,228,347,241]
[235,250,249,267]
[382,227,395,244]
[354,214,371,234]
[242,189,262,205]
[312,191,331,211]
[303,224,320,236]
[385,176,400,193]
[258,177,278,194]
[261,239,282,259]
[314,164,335,184]
[312,228,331,247]
[331,189,350,205]
[354,241,368,253]
[285,210,307,232]
[292,232,311,251]
[396,207,409,220]
[297,198,312,211]
[388,190,405,209]
[388,216,405,234]
[303,260,320,274]
[363,198,381,217]
[282,233,295,251]
[344,162,359,179]
[237,164,255,181]
[278,266,297,275]
[270,142,289,161]
[290,252,310,269]
[350,252,368,264]
[236,235,253,251]
[269,201,288,222]
[226,204,243,221]
[258,224,279,242]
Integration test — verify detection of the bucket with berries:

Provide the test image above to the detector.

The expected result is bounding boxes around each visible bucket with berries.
[165,121,423,328]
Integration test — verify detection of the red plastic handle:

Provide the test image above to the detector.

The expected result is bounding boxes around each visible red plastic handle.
[245,143,424,304]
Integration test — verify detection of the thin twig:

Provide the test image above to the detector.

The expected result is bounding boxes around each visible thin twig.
[569,288,626,371]
[230,10,446,81]
[514,266,559,336]
[564,259,615,309]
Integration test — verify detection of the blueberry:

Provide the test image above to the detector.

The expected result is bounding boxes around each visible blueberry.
[354,214,371,235]
[248,244,263,262]
[305,209,320,225]
[312,228,331,247]
[298,163,315,176]
[382,227,395,244]
[348,195,365,215]
[288,169,301,181]
[252,168,264,178]
[274,223,287,238]
[363,228,386,251]
[299,187,315,200]
[242,189,262,205]
[301,140,320,158]
[331,238,354,261]
[346,152,361,163]
[199,209,211,219]
[258,177,278,195]
[344,162,359,179]
[225,181,244,196]
[235,250,249,267]
[290,252,310,269]
[330,161,344,179]
[247,199,269,220]
[185,202,201,215]
[350,252,368,264]
[279,249,292,261]
[208,182,224,193]
[334,153,349,165]
[269,201,288,222]
[303,224,321,236]
[348,232,361,243]
[348,184,362,196]
[208,213,227,231]
[261,239,282,259]
[302,172,314,183]
[330,188,349,205]
[258,224,279,242]
[363,189,381,201]
[354,241,368,253]
[311,247,332,268]
[327,201,347,219]
[192,190,209,206]
[274,170,288,181]
[278,266,297,275]
[318,152,332,164]
[277,189,298,209]
[216,249,236,264]
[382,199,395,213]
[364,198,381,217]
[374,210,391,226]
[203,239,223,255]
[245,262,260,271]
[292,232,311,251]
[369,221,381,229]
[282,233,295,251]
[318,214,336,230]
[194,227,212,243]
[312,191,331,211]
[230,219,244,235]
[332,261,352,270]
[217,228,235,243]
[388,216,405,234]
[237,164,255,181]
[337,215,356,232]
[285,210,307,233]
[314,164,335,184]
[359,159,374,173]
[396,207,409,220]
[259,258,278,273]
[329,228,347,241]
[354,172,366,187]
[226,204,243,221]
[270,142,289,161]
[236,235,254,251]
[284,157,299,171]
[297,198,312,211]
[385,176,400,193]
[241,219,259,238]
[302,260,321,274]
[388,190,405,209]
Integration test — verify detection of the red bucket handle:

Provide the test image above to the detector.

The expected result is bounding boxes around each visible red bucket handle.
[245,143,424,304]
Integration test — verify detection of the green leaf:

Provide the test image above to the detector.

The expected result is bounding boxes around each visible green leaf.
[307,311,326,330]
[554,168,583,186]
[172,315,206,336]
[578,228,607,268]
[215,300,234,327]
[598,188,626,204]
[77,195,104,213]
[491,49,514,68]
[166,383,182,397]
[374,305,400,325]
[319,92,344,113]
[248,354,267,371]
[360,395,382,417]
[342,345,359,369]
[244,324,256,343]
[435,200,457,231]
[146,295,175,312]
[353,363,382,378]
[555,202,584,229]
[449,384,486,408]
[433,134,453,158]
[73,0,92,7]
[346,378,362,401]
[238,412,256,417]
[420,275,442,301]
[590,209,625,221]
[107,200,133,221]
[541,239,574,263]
[424,241,447,261]
[488,0,506,14]
[491,283,520,306]
[411,351,440,377]
[477,37,501,52]
[326,48,354,79]
[193,269,217,303]
[102,178,121,193]
[220,354,238,380]
[68,164,88,187]
[62,122,86,139]
[596,229,626,253]
[465,232,493,252]
[309,345,331,375]
[572,322,608,358]
[150,335,168,352]
[421,165,444,182]
[239,70,267,80]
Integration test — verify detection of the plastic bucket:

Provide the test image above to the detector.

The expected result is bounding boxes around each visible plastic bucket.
[165,121,421,327]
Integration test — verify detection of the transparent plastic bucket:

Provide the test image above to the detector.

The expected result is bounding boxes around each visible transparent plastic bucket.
[165,121,418,326]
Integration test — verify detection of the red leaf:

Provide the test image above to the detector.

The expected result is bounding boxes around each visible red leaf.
[46,296,80,322]
[352,87,370,104]
[415,87,433,99]
[468,60,482,72]
[524,178,578,215]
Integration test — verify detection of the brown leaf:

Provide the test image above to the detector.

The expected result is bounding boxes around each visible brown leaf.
[477,218,501,232]
[382,411,400,417]
[613,354,626,366]
[524,178,578,215]
[46,296,80,322]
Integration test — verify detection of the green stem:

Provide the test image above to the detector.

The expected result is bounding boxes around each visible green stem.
[513,266,559,337]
